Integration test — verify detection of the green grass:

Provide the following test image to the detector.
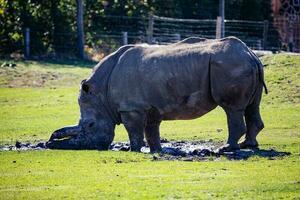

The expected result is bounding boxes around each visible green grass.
[1,151,299,199]
[0,54,299,199]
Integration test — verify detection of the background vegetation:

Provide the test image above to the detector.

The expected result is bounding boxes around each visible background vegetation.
[0,0,272,56]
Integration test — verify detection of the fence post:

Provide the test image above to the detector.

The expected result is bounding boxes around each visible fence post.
[257,40,262,50]
[122,32,128,45]
[216,17,222,39]
[263,20,269,50]
[24,28,30,59]
[287,19,294,52]
[147,14,154,44]
[219,0,225,38]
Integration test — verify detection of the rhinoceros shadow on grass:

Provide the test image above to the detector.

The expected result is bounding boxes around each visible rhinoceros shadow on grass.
[2,140,291,161]
[110,140,291,160]
[46,37,270,154]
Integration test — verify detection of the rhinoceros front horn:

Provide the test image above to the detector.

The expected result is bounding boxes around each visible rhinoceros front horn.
[48,125,81,141]
[46,125,84,149]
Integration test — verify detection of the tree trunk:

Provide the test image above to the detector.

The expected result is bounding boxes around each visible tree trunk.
[50,0,60,54]
[76,0,85,59]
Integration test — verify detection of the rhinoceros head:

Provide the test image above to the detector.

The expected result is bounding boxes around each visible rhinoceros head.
[46,79,115,150]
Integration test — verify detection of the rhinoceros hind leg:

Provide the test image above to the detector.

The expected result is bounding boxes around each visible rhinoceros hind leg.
[240,85,264,149]
[240,104,264,149]
[145,121,162,153]
[121,111,146,152]
[219,110,246,152]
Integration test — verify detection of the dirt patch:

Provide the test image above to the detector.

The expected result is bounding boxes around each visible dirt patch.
[0,62,85,88]
[0,140,291,161]
[8,70,61,87]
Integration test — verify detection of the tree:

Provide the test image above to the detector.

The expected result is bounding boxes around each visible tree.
[76,0,85,59]
[0,0,274,57]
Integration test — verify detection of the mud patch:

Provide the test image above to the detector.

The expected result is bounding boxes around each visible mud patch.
[1,141,47,151]
[111,140,291,161]
[0,140,291,161]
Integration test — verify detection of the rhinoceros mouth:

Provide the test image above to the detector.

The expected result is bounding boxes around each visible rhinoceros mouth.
[46,139,110,150]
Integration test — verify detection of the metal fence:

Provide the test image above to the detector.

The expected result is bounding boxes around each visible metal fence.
[150,15,282,51]
[24,14,296,59]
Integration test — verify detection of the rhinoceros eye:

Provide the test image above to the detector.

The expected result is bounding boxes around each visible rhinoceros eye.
[88,122,95,128]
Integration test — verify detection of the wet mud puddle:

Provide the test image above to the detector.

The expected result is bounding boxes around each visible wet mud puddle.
[0,140,290,161]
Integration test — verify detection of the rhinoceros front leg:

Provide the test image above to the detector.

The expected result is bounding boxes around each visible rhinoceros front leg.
[121,111,146,152]
[219,110,246,152]
[145,121,162,153]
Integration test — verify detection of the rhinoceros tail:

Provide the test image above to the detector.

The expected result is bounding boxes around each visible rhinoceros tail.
[262,77,268,94]
[249,49,268,95]
[258,59,268,95]
[257,60,268,95]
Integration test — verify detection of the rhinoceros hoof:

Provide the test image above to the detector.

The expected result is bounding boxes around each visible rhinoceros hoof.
[217,144,240,154]
[239,141,259,150]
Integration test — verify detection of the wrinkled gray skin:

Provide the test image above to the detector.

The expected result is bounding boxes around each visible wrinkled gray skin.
[46,36,267,152]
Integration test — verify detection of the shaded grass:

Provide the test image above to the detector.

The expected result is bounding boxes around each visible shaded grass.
[0,54,299,199]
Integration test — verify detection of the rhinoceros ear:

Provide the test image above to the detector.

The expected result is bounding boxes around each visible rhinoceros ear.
[81,79,87,84]
[82,83,90,93]
[81,79,90,93]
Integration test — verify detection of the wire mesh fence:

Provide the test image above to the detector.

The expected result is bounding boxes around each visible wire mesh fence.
[152,16,217,44]
[24,14,298,59]
[85,15,147,57]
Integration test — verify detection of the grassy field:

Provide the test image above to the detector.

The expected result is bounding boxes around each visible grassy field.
[0,54,299,199]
